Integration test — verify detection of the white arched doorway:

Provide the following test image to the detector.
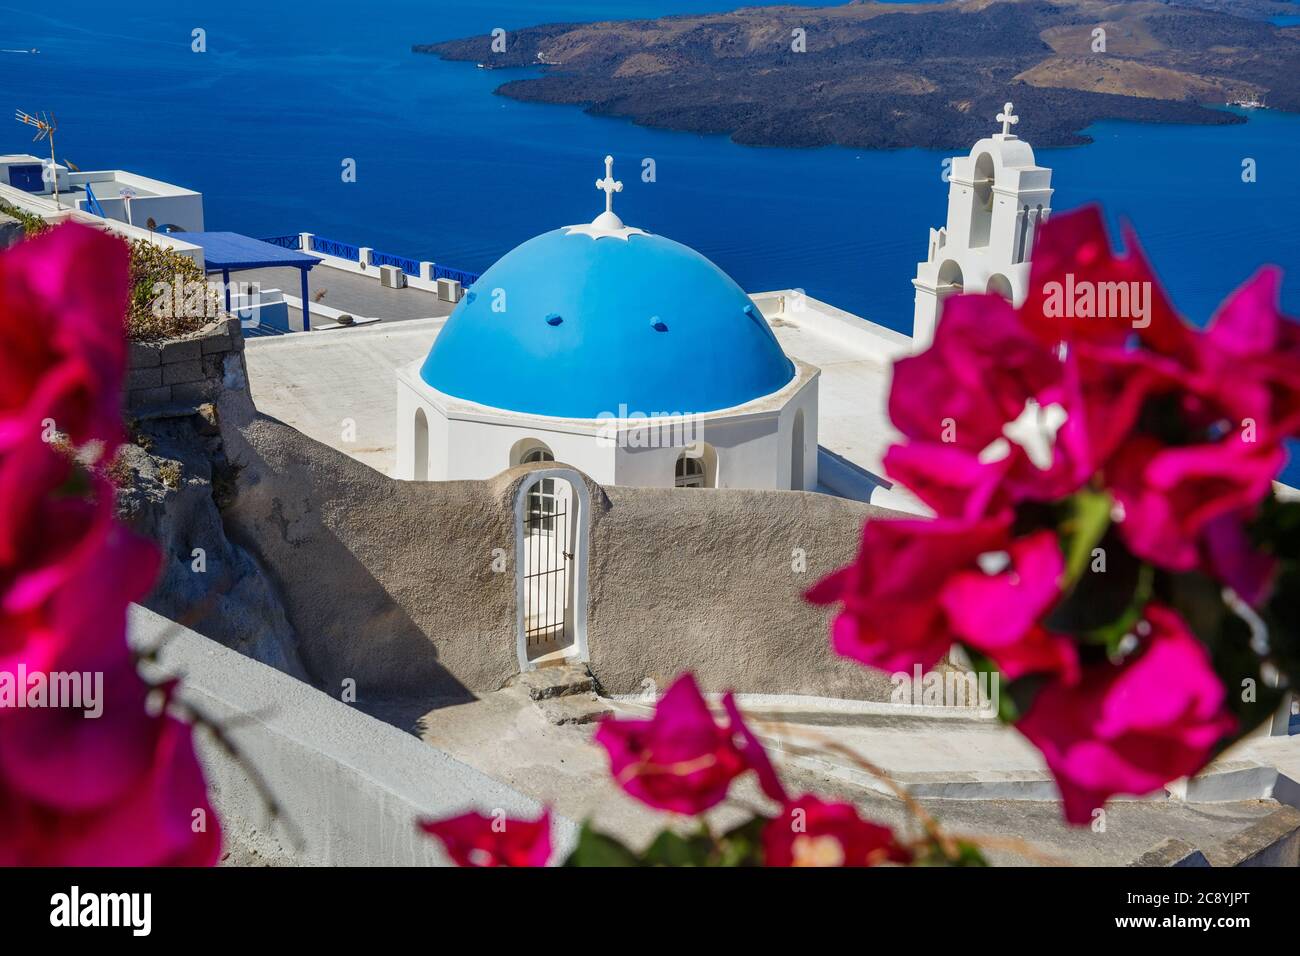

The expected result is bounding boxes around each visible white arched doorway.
[514,467,589,669]
[413,408,429,481]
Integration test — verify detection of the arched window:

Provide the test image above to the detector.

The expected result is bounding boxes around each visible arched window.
[986,273,1013,303]
[675,452,706,489]
[413,408,429,481]
[969,152,995,248]
[521,444,557,532]
[936,260,964,322]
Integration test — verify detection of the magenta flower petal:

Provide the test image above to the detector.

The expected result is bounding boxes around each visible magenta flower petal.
[1017,605,1235,825]
[763,795,911,867]
[419,809,552,867]
[594,673,746,815]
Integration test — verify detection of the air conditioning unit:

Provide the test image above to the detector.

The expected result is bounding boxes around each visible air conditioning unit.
[379,264,406,289]
[436,277,463,303]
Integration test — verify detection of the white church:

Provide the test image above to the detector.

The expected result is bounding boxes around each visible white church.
[396,104,1053,494]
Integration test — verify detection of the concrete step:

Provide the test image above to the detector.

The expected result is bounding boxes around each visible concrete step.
[514,664,595,702]
[537,692,612,727]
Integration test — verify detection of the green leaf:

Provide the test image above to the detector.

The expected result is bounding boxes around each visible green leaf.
[961,647,1019,722]
[714,816,767,867]
[1061,488,1113,587]
[914,839,990,867]
[639,828,714,867]
[563,821,641,867]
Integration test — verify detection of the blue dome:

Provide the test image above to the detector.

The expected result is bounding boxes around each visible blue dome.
[420,228,795,418]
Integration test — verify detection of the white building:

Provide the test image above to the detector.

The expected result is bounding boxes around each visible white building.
[911,103,1054,347]
[0,153,204,232]
[396,157,819,491]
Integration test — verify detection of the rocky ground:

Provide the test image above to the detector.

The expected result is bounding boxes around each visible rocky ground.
[417,0,1300,149]
[115,400,306,678]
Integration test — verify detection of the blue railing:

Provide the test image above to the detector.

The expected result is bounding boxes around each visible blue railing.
[261,234,302,250]
[433,264,480,288]
[83,183,108,219]
[278,231,479,286]
[372,249,420,277]
[309,235,361,261]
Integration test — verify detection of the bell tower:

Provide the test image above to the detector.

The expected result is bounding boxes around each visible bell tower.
[911,103,1054,349]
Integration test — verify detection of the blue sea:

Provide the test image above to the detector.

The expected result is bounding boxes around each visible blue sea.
[3,0,1300,474]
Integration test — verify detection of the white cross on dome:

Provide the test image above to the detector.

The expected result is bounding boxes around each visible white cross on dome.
[566,154,647,241]
[596,155,623,216]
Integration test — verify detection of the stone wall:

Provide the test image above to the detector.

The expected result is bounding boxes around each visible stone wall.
[588,479,894,700]
[207,397,898,710]
[127,317,247,409]
[0,212,23,250]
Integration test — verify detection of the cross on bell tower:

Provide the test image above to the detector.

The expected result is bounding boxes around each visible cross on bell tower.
[996,102,1019,139]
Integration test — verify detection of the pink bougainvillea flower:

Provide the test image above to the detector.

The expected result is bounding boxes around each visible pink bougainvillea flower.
[882,435,1017,521]
[890,294,1062,455]
[0,441,116,617]
[808,515,1074,682]
[722,692,788,804]
[1106,434,1283,574]
[1017,604,1236,825]
[0,656,159,812]
[419,809,552,867]
[1193,267,1300,441]
[595,673,785,814]
[1019,205,1189,355]
[0,518,161,811]
[763,795,911,867]
[595,674,744,814]
[0,715,221,867]
[1202,513,1277,607]
[0,223,130,451]
[0,221,217,867]
[890,209,1288,594]
[886,294,1097,514]
[808,515,1008,673]
[940,530,1079,683]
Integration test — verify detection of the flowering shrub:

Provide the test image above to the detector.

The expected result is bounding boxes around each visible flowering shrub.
[0,223,219,864]
[811,205,1299,823]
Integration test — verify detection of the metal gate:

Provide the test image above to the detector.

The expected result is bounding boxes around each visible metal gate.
[522,476,572,653]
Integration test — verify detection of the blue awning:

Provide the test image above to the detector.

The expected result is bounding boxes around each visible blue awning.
[182,232,321,272]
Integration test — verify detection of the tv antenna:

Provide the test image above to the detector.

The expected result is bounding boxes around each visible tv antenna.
[15,109,60,206]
